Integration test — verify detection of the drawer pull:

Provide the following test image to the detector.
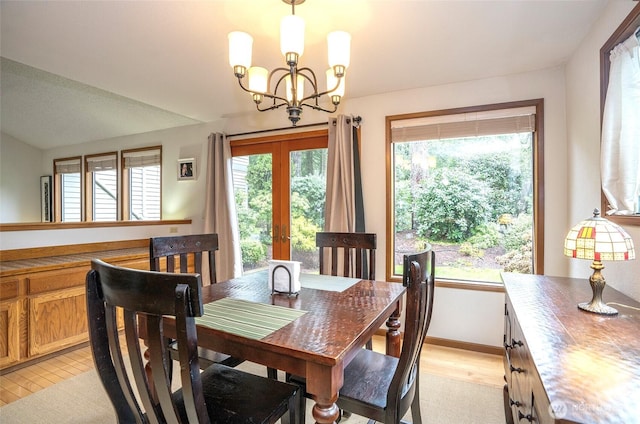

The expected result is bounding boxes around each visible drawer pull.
[509,398,522,407]
[506,351,524,373]
[512,338,523,348]
[518,411,534,422]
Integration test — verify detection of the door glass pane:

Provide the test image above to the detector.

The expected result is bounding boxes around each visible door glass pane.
[233,154,273,274]
[290,148,327,273]
[393,133,533,283]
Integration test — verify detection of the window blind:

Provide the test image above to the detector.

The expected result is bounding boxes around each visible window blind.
[123,149,161,168]
[54,158,81,174]
[391,106,536,142]
[86,154,117,172]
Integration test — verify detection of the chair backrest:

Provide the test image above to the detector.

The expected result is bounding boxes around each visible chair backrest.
[316,232,376,279]
[150,233,218,284]
[387,246,435,423]
[86,258,209,424]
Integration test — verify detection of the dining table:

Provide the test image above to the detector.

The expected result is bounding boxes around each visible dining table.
[170,270,406,424]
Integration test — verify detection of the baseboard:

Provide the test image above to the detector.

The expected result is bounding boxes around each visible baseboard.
[374,329,502,356]
[425,336,503,356]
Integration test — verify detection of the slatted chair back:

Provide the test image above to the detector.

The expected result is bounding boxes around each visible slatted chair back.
[86,258,209,424]
[334,246,435,424]
[389,247,436,421]
[316,232,376,280]
[150,233,218,284]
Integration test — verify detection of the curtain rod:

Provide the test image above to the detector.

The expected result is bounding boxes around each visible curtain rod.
[226,116,362,138]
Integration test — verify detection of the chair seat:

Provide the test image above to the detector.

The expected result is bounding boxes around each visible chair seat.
[169,341,245,368]
[174,363,299,424]
[338,348,399,410]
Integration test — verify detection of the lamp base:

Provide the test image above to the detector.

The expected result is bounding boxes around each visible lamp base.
[578,300,618,315]
[577,260,618,316]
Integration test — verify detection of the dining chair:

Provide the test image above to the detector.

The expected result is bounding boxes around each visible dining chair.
[290,247,435,424]
[149,233,244,369]
[317,231,377,280]
[336,247,435,424]
[86,258,300,424]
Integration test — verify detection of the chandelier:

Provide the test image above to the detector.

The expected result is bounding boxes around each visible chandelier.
[228,0,351,126]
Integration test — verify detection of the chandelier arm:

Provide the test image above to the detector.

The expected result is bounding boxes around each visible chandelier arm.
[256,101,289,112]
[297,67,343,102]
[299,102,339,114]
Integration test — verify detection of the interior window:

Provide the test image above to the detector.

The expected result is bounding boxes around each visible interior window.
[386,100,544,285]
[53,156,82,222]
[85,152,118,221]
[121,146,162,221]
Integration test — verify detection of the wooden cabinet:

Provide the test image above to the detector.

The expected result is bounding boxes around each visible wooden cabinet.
[503,273,640,424]
[0,241,149,371]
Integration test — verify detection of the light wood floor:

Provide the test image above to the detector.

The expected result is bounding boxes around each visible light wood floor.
[0,337,504,407]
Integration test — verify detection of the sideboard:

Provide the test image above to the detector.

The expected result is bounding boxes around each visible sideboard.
[0,240,150,372]
[503,273,640,424]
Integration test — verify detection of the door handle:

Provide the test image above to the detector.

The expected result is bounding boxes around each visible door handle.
[281,224,290,243]
[274,224,279,243]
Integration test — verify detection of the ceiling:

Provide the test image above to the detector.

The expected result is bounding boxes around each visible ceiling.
[0,0,609,150]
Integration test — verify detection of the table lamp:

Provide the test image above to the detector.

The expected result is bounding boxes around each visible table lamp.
[563,208,635,315]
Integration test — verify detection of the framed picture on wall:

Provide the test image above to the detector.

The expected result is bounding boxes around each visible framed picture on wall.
[40,175,52,222]
[177,158,196,181]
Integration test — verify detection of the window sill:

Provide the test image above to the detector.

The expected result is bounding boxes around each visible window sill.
[0,219,192,232]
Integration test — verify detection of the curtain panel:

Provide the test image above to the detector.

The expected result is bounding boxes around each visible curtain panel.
[204,132,242,282]
[601,30,640,216]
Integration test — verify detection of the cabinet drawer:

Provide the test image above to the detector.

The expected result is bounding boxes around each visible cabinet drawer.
[28,268,88,294]
[0,277,20,301]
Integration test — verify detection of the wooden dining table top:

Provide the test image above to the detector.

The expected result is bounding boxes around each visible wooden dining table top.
[186,270,406,424]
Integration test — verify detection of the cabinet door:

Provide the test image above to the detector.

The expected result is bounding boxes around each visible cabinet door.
[28,287,88,356]
[0,299,21,367]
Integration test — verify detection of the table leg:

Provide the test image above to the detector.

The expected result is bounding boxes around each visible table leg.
[386,299,402,357]
[311,397,340,424]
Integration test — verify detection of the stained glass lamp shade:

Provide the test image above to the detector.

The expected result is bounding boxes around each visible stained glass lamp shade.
[563,209,635,315]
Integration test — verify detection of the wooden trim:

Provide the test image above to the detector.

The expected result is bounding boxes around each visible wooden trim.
[0,219,190,233]
[0,239,149,261]
[425,336,503,356]
[385,99,545,282]
[373,329,502,356]
[435,279,505,293]
[230,129,328,148]
[600,3,640,225]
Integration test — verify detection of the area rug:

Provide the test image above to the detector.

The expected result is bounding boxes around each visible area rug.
[0,362,504,423]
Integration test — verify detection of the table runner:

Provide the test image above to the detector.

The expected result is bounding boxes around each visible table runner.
[195,298,307,339]
[299,273,361,292]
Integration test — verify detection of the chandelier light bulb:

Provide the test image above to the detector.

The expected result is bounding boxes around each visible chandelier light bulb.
[326,69,345,97]
[228,31,253,73]
[248,67,269,94]
[327,31,351,70]
[285,74,305,103]
[280,14,305,57]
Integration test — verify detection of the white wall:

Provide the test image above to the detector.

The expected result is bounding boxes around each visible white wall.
[565,0,639,301]
[0,132,43,222]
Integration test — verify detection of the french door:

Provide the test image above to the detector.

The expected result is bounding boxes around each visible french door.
[231,130,328,273]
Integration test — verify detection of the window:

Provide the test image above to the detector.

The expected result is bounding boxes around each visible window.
[600,4,640,224]
[85,152,118,221]
[386,100,544,285]
[121,146,162,221]
[53,156,82,222]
